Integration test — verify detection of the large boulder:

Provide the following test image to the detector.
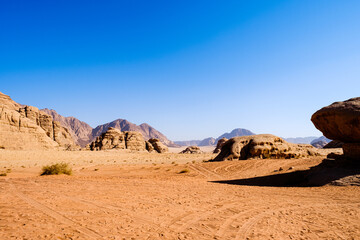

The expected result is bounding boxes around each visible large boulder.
[213,137,228,153]
[180,146,203,154]
[311,97,360,160]
[311,97,360,143]
[213,134,320,161]
[148,138,168,153]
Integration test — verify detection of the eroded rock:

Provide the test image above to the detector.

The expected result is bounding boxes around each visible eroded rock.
[213,134,320,161]
[180,146,203,154]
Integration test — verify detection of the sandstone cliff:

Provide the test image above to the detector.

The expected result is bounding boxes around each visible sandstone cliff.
[0,92,76,150]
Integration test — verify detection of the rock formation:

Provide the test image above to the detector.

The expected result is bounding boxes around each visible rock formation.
[0,92,76,150]
[87,128,167,153]
[88,127,144,151]
[213,137,228,153]
[41,108,93,147]
[148,138,168,153]
[311,97,360,160]
[91,119,177,147]
[180,146,203,154]
[213,134,320,161]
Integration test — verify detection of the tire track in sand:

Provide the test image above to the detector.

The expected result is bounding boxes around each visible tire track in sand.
[7,180,103,239]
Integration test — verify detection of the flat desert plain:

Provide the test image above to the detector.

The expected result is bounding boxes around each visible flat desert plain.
[0,149,359,240]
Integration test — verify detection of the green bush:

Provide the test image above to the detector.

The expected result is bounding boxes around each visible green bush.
[40,162,72,176]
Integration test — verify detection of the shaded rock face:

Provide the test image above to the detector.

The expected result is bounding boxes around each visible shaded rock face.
[148,138,168,153]
[311,97,360,160]
[213,134,320,161]
[323,140,343,149]
[0,92,76,150]
[213,138,228,153]
[311,97,360,143]
[180,146,203,154]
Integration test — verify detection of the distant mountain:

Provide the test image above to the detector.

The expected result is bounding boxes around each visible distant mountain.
[284,136,318,144]
[41,109,93,147]
[198,137,216,146]
[311,136,331,145]
[41,109,177,147]
[215,128,255,142]
[91,119,177,147]
[174,128,255,147]
[310,136,331,148]
[174,140,201,146]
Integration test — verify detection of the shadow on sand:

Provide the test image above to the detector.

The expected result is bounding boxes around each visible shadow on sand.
[210,158,360,187]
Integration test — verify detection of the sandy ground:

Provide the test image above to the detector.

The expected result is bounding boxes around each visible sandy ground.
[0,150,359,240]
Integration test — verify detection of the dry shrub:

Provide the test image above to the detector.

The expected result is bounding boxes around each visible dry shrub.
[178,169,189,174]
[41,162,72,176]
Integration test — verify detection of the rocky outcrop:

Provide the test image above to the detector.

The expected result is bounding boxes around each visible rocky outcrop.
[19,106,75,148]
[87,127,147,151]
[126,131,146,151]
[213,138,228,153]
[91,119,177,147]
[311,97,360,160]
[213,134,320,161]
[0,92,76,150]
[180,146,203,154]
[148,138,168,153]
[41,108,93,147]
[0,106,58,149]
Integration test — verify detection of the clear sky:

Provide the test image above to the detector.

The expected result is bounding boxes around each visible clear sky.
[1,0,359,140]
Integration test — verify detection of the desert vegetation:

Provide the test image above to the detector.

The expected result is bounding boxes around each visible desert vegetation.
[40,162,72,176]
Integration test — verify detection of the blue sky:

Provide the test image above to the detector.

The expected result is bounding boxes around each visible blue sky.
[1,0,359,140]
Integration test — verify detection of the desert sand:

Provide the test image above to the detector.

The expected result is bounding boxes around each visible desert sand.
[0,150,359,240]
